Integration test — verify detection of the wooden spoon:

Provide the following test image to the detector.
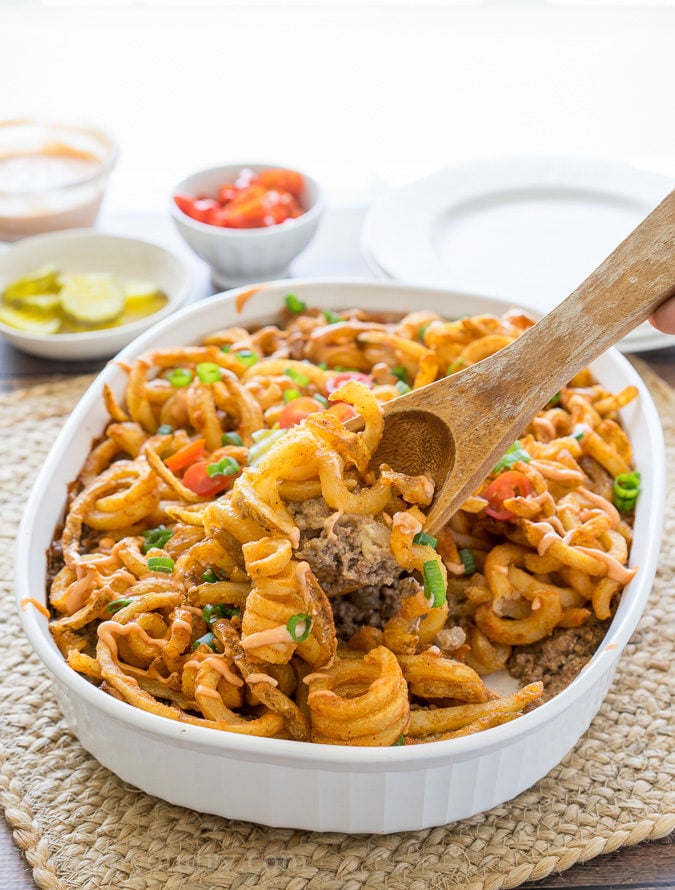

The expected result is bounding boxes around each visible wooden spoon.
[365,189,675,534]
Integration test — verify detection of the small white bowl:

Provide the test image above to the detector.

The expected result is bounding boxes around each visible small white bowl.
[0,229,193,360]
[15,280,664,833]
[169,163,323,289]
[0,119,118,242]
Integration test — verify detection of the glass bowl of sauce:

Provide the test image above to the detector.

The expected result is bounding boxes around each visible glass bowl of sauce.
[0,119,118,241]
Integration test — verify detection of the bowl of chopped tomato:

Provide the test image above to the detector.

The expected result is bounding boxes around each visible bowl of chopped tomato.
[169,164,323,288]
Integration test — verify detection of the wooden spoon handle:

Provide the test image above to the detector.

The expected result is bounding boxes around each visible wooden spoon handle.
[421,189,675,531]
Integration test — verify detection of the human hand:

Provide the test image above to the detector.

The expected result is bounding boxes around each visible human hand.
[650,299,675,334]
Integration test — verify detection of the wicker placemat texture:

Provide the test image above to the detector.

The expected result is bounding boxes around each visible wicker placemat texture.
[0,365,673,890]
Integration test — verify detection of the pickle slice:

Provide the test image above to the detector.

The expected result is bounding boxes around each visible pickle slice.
[0,304,61,334]
[59,273,126,325]
[123,279,161,308]
[6,292,62,314]
[2,265,61,303]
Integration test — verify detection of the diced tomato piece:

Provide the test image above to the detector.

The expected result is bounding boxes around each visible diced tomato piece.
[174,193,197,217]
[205,205,229,227]
[325,372,373,395]
[217,183,238,205]
[327,402,358,423]
[278,396,325,428]
[188,198,222,224]
[257,168,305,197]
[483,470,534,521]
[223,184,268,228]
[234,167,258,189]
[183,460,233,497]
[165,438,206,472]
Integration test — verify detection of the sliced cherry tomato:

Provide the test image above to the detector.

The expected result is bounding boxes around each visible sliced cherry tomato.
[165,438,206,472]
[223,184,268,228]
[260,189,293,226]
[183,460,233,497]
[278,396,325,428]
[257,168,305,197]
[234,167,257,189]
[327,402,358,423]
[325,371,373,395]
[174,193,197,217]
[205,205,230,227]
[217,183,238,205]
[188,198,222,224]
[483,470,534,521]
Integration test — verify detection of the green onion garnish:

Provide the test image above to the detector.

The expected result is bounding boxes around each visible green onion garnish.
[201,568,225,584]
[220,344,231,353]
[207,456,240,478]
[203,603,241,624]
[447,358,467,375]
[423,560,446,608]
[147,556,175,574]
[248,429,288,467]
[235,349,259,368]
[458,548,476,575]
[287,613,312,642]
[167,368,193,388]
[221,431,244,447]
[418,323,431,341]
[317,361,329,370]
[613,470,641,512]
[395,380,412,395]
[156,424,173,435]
[391,735,406,746]
[573,431,585,440]
[313,393,329,408]
[283,388,301,403]
[493,440,531,472]
[192,631,218,652]
[284,293,306,313]
[391,365,408,383]
[548,392,562,406]
[196,362,222,384]
[107,598,132,614]
[285,366,310,386]
[323,309,344,325]
[142,525,173,554]
[413,531,437,548]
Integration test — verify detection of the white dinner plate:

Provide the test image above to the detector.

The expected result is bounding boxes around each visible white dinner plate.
[362,158,675,352]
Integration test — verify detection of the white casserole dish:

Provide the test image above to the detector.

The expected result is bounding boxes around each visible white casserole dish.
[15,279,665,834]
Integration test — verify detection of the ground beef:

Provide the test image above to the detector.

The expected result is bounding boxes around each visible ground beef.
[506,618,609,701]
[332,577,420,642]
[291,499,403,597]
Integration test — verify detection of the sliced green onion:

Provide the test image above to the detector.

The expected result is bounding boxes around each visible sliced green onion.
[207,456,240,478]
[220,344,231,353]
[167,367,193,388]
[287,613,312,642]
[283,388,301,403]
[395,380,412,395]
[192,631,218,652]
[447,358,467,375]
[613,470,641,512]
[323,309,344,325]
[147,556,175,574]
[203,603,241,624]
[196,361,222,384]
[107,597,132,614]
[235,349,259,368]
[156,424,173,435]
[413,531,437,548]
[201,568,225,584]
[458,548,476,575]
[391,734,406,746]
[285,366,310,386]
[248,429,288,467]
[493,440,531,472]
[221,431,244,447]
[284,292,306,313]
[317,361,329,370]
[418,322,431,341]
[142,524,173,554]
[313,392,329,408]
[423,560,446,608]
[548,391,562,406]
[391,365,408,383]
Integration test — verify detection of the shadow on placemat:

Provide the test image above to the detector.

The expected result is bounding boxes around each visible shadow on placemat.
[0,366,673,890]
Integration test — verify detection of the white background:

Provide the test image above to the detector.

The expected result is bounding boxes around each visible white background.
[0,0,674,212]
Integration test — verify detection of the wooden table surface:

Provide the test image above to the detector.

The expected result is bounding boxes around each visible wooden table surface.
[1,206,673,889]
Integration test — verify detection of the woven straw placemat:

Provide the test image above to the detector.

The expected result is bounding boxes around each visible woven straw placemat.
[0,364,673,890]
